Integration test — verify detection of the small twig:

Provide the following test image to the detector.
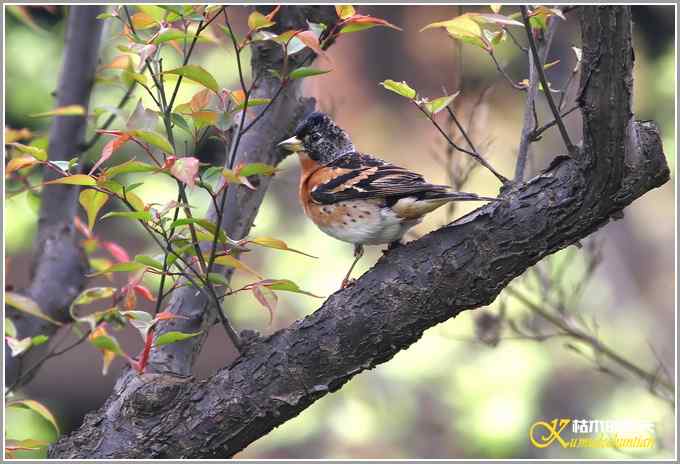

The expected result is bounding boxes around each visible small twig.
[531,105,580,141]
[414,101,508,184]
[506,286,675,401]
[489,49,526,91]
[520,7,576,156]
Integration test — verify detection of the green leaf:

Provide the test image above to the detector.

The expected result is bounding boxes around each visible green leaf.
[420,14,489,50]
[101,210,153,221]
[73,287,116,306]
[5,317,17,337]
[379,80,416,99]
[29,105,85,118]
[248,11,275,31]
[8,400,60,434]
[154,330,202,347]
[89,261,145,276]
[423,92,460,116]
[121,70,148,87]
[79,189,110,231]
[152,28,186,44]
[262,279,323,297]
[31,335,49,346]
[90,334,124,355]
[237,163,278,177]
[249,237,317,258]
[44,174,97,186]
[335,5,356,20]
[289,67,332,80]
[164,65,219,92]
[469,13,523,27]
[104,160,157,178]
[6,292,62,326]
[8,143,47,161]
[213,255,263,278]
[171,113,192,136]
[231,98,272,112]
[130,130,174,154]
[134,254,164,271]
[207,272,230,286]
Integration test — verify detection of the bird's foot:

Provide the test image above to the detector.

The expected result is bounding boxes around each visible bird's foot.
[383,240,402,254]
[340,277,357,289]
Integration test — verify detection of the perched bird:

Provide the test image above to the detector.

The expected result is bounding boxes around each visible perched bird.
[278,112,499,288]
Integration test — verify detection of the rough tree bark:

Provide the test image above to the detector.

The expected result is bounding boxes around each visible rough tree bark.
[5,6,104,387]
[31,6,670,459]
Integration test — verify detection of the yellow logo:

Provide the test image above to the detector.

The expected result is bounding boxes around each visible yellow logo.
[529,418,571,448]
[529,418,656,450]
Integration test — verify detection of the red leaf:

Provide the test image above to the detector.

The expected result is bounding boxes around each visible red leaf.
[102,241,131,263]
[89,134,130,175]
[155,311,177,321]
[341,14,403,33]
[170,157,199,188]
[296,30,331,62]
[133,284,155,302]
[73,216,93,239]
[265,5,280,21]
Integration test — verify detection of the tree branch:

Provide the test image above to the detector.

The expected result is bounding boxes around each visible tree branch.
[5,6,105,388]
[48,7,668,458]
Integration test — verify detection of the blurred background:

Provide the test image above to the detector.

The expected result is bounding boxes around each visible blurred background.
[4,4,675,459]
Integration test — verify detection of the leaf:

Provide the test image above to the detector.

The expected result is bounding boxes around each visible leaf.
[121,70,147,87]
[89,261,146,276]
[490,4,502,14]
[340,15,402,34]
[423,92,460,115]
[130,11,157,29]
[79,189,110,231]
[101,210,153,221]
[29,105,85,118]
[8,142,47,161]
[44,174,97,186]
[5,156,41,176]
[469,13,523,27]
[295,30,330,61]
[154,330,202,347]
[236,163,278,177]
[6,292,62,326]
[171,113,192,135]
[126,99,158,132]
[152,28,186,44]
[31,334,49,346]
[90,134,131,174]
[421,14,489,50]
[6,336,32,357]
[231,98,272,113]
[335,5,356,20]
[248,11,275,31]
[104,160,157,178]
[130,130,174,154]
[90,333,124,357]
[289,66,332,80]
[544,59,560,70]
[379,80,416,99]
[261,279,323,297]
[165,65,219,92]
[134,254,164,271]
[5,317,17,337]
[213,254,263,279]
[72,287,116,307]
[8,400,60,434]
[133,285,155,302]
[249,237,317,258]
[252,285,278,325]
[170,157,199,188]
[190,88,212,112]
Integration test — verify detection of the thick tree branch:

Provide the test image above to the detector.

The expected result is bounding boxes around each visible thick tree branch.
[5,6,104,388]
[49,7,668,458]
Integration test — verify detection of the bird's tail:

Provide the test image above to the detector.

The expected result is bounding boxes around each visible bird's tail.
[423,187,500,203]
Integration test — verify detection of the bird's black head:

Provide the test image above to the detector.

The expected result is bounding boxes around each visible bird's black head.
[278,112,355,164]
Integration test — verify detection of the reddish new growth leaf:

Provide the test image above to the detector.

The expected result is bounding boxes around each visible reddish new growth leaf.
[101,241,131,263]
[170,157,200,188]
[133,284,155,302]
[296,30,331,62]
[339,14,403,34]
[89,134,130,175]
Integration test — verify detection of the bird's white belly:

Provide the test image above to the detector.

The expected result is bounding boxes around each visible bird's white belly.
[314,200,421,245]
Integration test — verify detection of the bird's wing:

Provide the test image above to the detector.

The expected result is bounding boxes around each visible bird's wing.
[309,153,446,204]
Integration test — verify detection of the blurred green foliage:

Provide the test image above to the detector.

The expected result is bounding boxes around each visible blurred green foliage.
[4,5,675,459]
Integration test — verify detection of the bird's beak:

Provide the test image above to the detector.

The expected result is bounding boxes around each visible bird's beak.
[277,135,304,152]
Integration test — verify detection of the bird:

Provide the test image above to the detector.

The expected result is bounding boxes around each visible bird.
[278,112,499,288]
